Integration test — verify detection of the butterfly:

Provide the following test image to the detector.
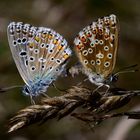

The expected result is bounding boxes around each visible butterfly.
[73,14,119,91]
[7,22,72,101]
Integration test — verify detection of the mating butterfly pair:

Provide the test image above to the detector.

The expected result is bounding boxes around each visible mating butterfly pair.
[7,14,118,100]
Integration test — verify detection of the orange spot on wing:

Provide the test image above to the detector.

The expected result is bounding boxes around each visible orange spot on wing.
[28,42,34,48]
[58,45,63,50]
[41,33,46,38]
[76,45,84,51]
[81,36,86,42]
[63,54,69,59]
[35,36,40,42]
[53,39,58,45]
[87,33,92,37]
[48,34,53,39]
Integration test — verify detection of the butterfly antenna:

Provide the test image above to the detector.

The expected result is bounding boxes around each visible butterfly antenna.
[0,85,23,93]
[114,69,138,77]
[116,64,138,73]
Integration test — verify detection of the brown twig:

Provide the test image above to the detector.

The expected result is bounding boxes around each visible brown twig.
[8,86,140,133]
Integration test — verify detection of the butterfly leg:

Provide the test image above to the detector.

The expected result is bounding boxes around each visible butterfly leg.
[52,83,66,93]
[77,78,89,86]
[29,95,35,105]
[104,84,110,96]
[92,84,104,95]
[41,93,50,98]
[92,84,110,96]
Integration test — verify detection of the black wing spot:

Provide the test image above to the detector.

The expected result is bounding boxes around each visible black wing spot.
[19,51,27,57]
[17,38,22,44]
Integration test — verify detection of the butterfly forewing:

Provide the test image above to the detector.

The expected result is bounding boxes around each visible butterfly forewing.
[7,22,72,87]
[74,14,119,79]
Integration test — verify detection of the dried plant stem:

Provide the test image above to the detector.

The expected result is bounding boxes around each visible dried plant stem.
[8,86,140,132]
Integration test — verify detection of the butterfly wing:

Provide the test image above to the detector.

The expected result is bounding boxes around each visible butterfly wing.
[28,27,72,82]
[7,22,71,86]
[7,22,38,85]
[74,14,119,79]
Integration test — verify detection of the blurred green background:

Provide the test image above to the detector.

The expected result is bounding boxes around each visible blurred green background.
[0,0,140,140]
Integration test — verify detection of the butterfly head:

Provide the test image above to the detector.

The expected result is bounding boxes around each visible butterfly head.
[88,73,105,86]
[87,70,118,86]
[109,74,118,83]
[22,85,31,96]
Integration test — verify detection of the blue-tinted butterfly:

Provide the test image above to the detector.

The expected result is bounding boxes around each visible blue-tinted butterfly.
[7,22,72,102]
[73,14,119,92]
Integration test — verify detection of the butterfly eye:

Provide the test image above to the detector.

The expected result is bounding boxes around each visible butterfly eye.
[23,86,30,95]
[25,87,29,93]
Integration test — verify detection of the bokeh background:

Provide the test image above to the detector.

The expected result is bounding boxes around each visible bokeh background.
[0,0,140,140]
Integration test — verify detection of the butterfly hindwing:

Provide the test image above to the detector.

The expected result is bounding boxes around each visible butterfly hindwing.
[74,14,119,79]
[28,27,72,81]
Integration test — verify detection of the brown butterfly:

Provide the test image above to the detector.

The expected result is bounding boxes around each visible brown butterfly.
[74,14,119,90]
